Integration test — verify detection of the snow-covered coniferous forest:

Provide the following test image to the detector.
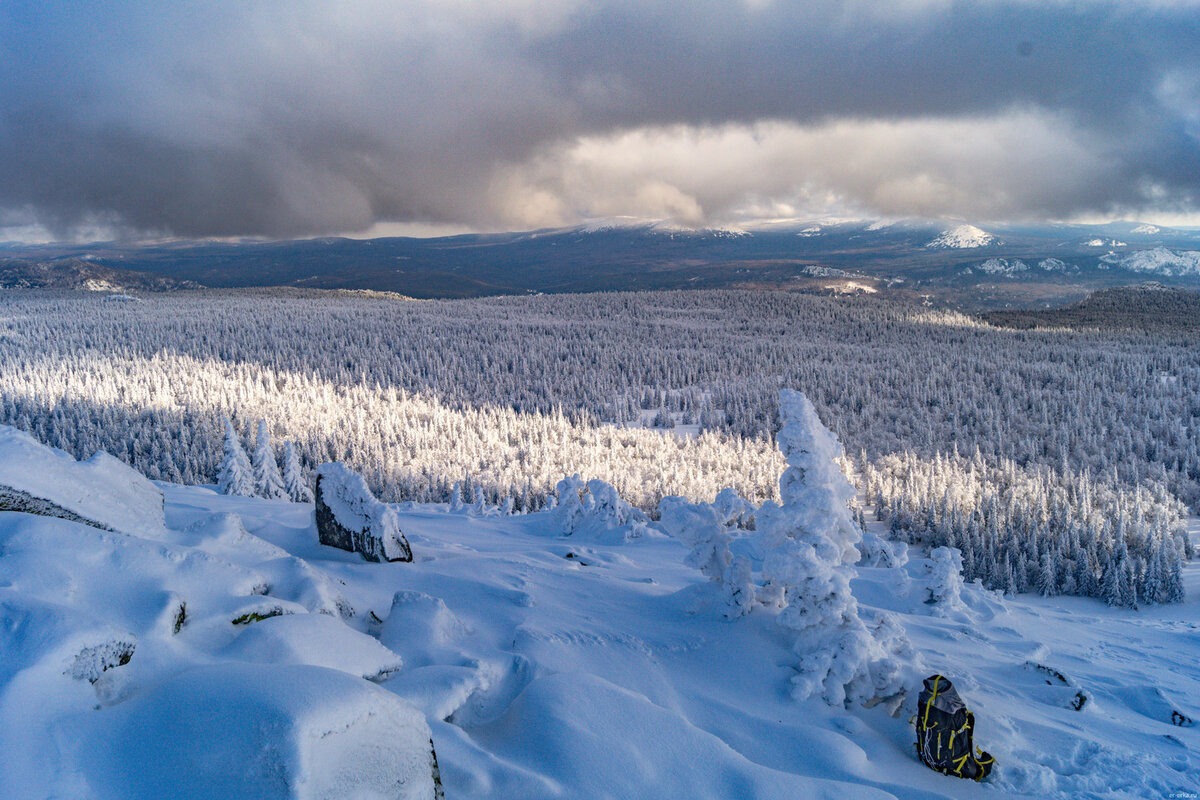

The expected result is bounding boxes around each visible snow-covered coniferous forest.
[0,288,1194,604]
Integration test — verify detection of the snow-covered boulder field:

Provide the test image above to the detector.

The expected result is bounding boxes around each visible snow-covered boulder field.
[0,431,440,799]
[1,426,1199,799]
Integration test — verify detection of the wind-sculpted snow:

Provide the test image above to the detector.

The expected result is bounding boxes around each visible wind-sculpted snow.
[0,426,166,539]
[2,427,1198,798]
[0,442,439,799]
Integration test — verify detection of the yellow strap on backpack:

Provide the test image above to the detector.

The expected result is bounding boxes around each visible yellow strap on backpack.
[923,676,941,729]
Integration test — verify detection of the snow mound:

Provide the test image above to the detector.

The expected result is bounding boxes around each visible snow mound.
[925,224,996,249]
[176,512,354,618]
[222,613,403,681]
[0,425,166,539]
[1100,247,1200,276]
[381,591,472,669]
[67,664,437,800]
[476,672,883,799]
[0,512,271,636]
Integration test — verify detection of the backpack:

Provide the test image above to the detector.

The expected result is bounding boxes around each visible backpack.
[914,674,995,781]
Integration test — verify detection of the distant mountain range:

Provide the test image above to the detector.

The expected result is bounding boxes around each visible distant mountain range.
[0,257,202,292]
[2,219,1197,308]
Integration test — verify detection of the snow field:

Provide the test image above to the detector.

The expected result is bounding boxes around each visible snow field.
[1,428,1198,798]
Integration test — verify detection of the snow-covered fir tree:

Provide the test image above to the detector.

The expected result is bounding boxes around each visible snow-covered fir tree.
[761,390,913,706]
[252,420,286,499]
[925,546,967,615]
[216,418,255,497]
[281,441,313,503]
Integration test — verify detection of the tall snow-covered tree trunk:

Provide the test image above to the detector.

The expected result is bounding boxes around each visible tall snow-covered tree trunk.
[216,418,256,497]
[761,389,915,706]
[252,420,287,499]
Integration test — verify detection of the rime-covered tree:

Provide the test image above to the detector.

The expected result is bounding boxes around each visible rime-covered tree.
[216,418,255,497]
[658,498,733,579]
[926,547,966,614]
[252,420,286,499]
[281,441,313,503]
[761,389,913,706]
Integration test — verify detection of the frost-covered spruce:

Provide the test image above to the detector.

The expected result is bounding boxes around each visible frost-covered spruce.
[216,418,255,497]
[659,496,757,619]
[251,420,286,500]
[722,556,756,619]
[925,546,966,614]
[712,487,756,530]
[281,441,313,503]
[551,474,589,533]
[314,463,412,562]
[762,389,913,706]
[658,498,733,580]
[552,475,647,538]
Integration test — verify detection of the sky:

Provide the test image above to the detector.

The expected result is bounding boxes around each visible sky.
[1,0,1199,242]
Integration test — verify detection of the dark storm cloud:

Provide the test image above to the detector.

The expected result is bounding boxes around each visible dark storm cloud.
[0,1,1198,238]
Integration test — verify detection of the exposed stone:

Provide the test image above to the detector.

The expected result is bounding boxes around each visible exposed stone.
[67,639,136,683]
[314,463,412,562]
[0,485,115,532]
[0,426,166,539]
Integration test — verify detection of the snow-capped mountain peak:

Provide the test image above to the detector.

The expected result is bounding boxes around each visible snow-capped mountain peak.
[925,224,997,249]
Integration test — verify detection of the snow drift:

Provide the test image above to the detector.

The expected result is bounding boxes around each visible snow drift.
[0,425,165,539]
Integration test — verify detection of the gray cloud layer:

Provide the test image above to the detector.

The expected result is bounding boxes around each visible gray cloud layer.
[1,1,1198,238]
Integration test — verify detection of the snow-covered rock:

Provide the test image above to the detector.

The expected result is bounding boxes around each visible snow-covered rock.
[1100,247,1200,276]
[314,462,412,562]
[66,664,440,800]
[0,425,165,539]
[925,224,996,249]
[222,613,404,681]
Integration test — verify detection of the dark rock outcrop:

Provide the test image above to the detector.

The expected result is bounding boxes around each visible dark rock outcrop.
[314,463,412,562]
[0,485,115,532]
